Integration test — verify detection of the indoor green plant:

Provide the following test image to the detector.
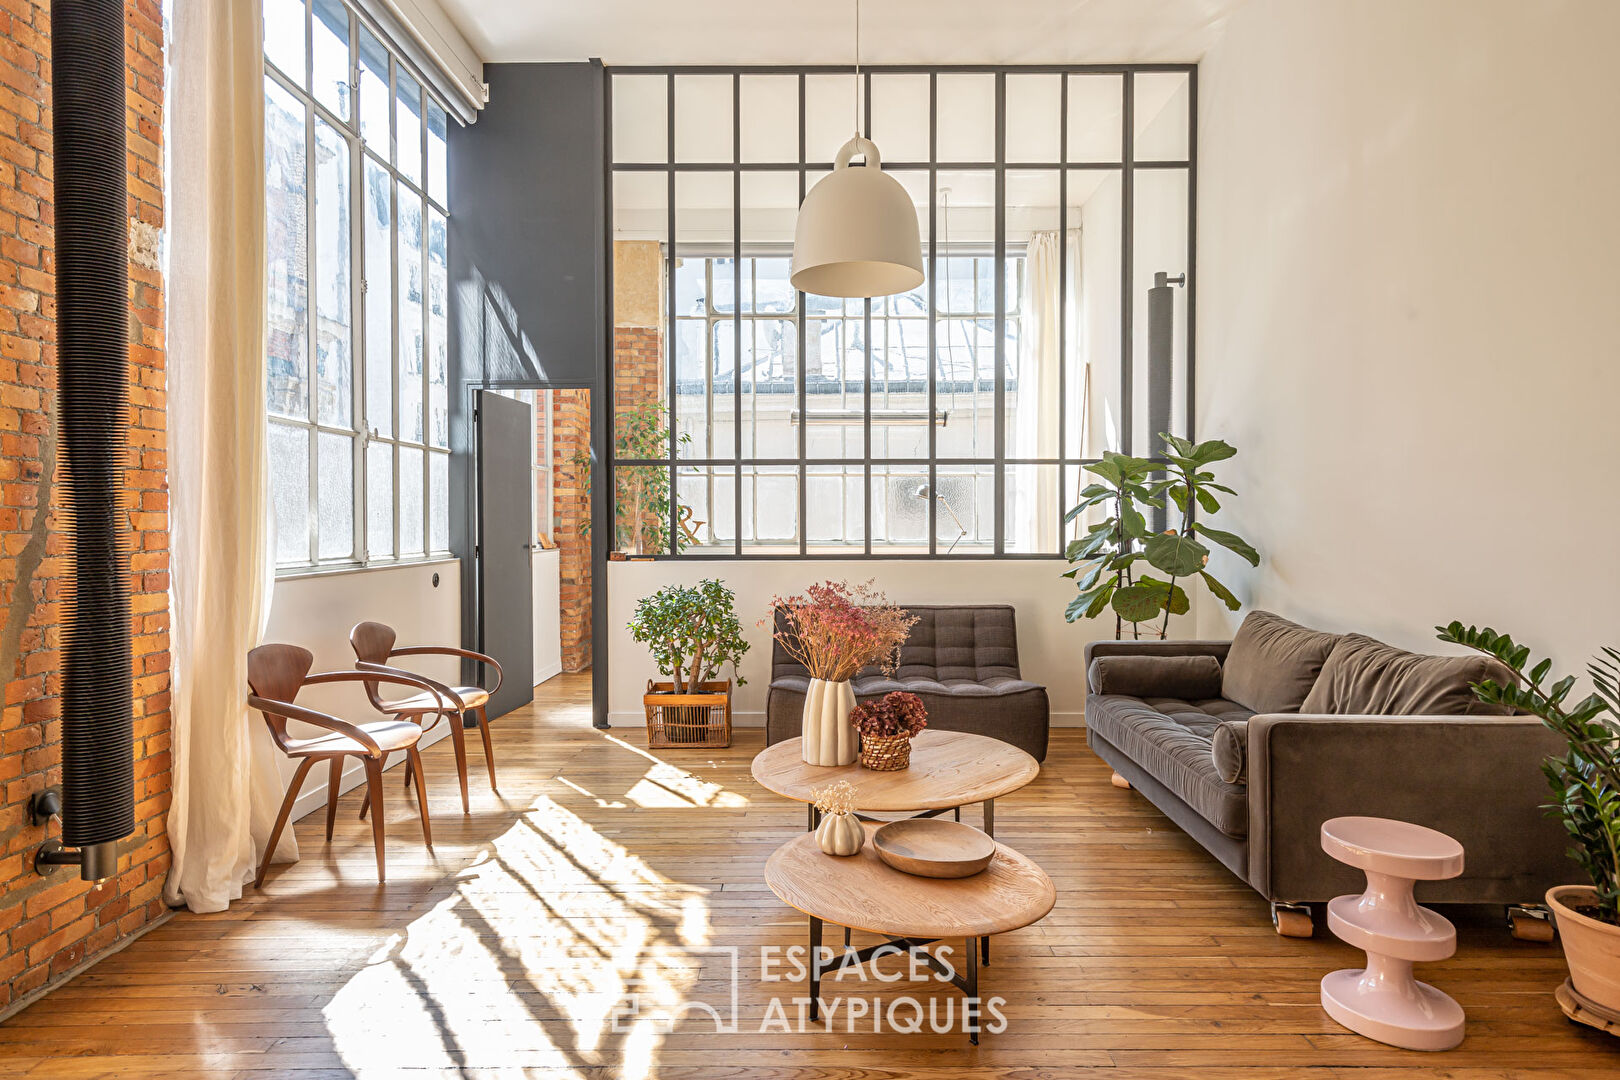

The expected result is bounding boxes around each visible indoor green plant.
[1437,622,1620,1013]
[576,400,689,555]
[1063,434,1259,639]
[630,579,749,745]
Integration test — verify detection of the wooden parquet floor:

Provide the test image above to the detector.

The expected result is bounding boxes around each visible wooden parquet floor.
[1,672,1615,1077]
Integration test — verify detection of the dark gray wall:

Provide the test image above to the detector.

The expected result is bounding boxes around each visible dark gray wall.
[447,61,609,726]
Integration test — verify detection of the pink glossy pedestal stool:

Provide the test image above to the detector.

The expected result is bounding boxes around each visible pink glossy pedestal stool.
[1319,816,1466,1051]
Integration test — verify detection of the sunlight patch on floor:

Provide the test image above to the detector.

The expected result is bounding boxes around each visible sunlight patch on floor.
[599,732,751,809]
[322,792,711,1076]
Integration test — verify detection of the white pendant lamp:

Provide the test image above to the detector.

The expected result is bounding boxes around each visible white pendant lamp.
[789,1,923,299]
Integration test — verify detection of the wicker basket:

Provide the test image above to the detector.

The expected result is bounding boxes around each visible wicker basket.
[859,732,913,771]
[644,679,731,748]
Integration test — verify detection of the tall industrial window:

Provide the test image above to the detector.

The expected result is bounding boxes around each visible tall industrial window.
[608,67,1194,557]
[264,0,453,570]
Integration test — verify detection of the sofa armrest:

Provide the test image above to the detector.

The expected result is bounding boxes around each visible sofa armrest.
[1083,639,1232,693]
[1245,714,1571,904]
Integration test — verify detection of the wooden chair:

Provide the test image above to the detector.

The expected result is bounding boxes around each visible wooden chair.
[247,643,448,886]
[350,621,504,814]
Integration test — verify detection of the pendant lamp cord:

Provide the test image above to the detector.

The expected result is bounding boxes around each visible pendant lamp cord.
[853,0,861,139]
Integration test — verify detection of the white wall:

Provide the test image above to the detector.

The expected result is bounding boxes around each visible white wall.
[265,560,462,819]
[1193,0,1620,673]
[532,547,562,683]
[607,559,1143,728]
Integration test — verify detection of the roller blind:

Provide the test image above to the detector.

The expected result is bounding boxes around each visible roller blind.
[353,0,483,124]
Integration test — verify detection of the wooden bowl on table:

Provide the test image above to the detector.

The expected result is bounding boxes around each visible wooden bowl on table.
[873,818,995,879]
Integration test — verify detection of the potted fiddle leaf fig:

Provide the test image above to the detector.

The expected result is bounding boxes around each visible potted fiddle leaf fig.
[1063,433,1260,639]
[1438,623,1620,1017]
[631,579,749,747]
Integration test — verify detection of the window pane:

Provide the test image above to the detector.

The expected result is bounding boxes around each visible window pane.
[1005,463,1060,554]
[1068,75,1124,163]
[367,441,394,559]
[674,74,732,163]
[676,465,731,551]
[398,445,424,555]
[804,74,855,165]
[430,452,449,552]
[869,74,930,163]
[264,0,306,83]
[358,27,389,152]
[316,431,354,559]
[611,74,668,164]
[427,209,449,447]
[1067,168,1122,457]
[871,466,930,551]
[265,77,309,421]
[310,0,350,121]
[802,298,864,461]
[269,422,310,565]
[395,67,423,182]
[937,74,995,162]
[363,159,392,437]
[806,465,863,552]
[739,75,797,163]
[933,466,994,552]
[1006,74,1061,162]
[1007,171,1060,459]
[741,466,798,554]
[1135,72,1190,162]
[398,185,424,442]
[314,117,352,428]
[427,100,449,207]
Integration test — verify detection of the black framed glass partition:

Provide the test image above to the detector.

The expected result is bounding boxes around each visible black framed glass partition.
[606,65,1195,558]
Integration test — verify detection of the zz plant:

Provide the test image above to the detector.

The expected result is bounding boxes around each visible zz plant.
[1437,622,1620,924]
[1063,434,1259,639]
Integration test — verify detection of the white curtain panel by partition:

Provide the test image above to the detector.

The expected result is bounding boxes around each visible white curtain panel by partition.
[1015,229,1083,553]
[165,0,296,914]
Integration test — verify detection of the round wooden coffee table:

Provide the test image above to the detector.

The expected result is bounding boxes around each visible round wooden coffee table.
[764,821,1054,1043]
[750,729,1040,836]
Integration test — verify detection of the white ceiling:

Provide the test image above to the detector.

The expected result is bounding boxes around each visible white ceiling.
[436,0,1248,66]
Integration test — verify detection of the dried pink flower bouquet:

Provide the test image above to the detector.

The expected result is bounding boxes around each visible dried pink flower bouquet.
[768,580,918,682]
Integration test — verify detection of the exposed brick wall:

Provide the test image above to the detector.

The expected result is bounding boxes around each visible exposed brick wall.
[0,1,169,1011]
[614,326,660,414]
[551,389,590,672]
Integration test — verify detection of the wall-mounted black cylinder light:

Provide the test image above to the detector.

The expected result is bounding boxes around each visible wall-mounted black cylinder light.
[34,0,135,884]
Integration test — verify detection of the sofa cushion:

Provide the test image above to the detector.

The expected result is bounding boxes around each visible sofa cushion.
[1088,654,1223,699]
[1210,720,1247,783]
[1221,610,1341,714]
[1085,694,1253,838]
[771,605,1023,684]
[1300,633,1516,716]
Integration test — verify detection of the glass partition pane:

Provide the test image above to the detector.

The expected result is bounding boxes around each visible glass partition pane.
[612,74,668,164]
[805,74,856,164]
[1067,74,1124,163]
[740,75,798,163]
[869,74,930,163]
[741,466,799,554]
[936,74,995,162]
[1131,167,1190,457]
[1006,74,1061,163]
[674,74,733,163]
[265,77,309,421]
[1134,72,1190,162]
[1066,168,1122,457]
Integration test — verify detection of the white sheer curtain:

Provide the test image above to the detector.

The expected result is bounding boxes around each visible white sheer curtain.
[165,0,295,913]
[1013,228,1083,552]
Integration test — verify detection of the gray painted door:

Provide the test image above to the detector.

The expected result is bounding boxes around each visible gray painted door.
[477,391,534,720]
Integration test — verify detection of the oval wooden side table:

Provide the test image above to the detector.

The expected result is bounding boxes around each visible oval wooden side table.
[1318,815,1467,1051]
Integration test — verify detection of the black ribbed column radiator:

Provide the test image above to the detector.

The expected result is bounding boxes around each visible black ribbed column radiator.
[36,0,134,883]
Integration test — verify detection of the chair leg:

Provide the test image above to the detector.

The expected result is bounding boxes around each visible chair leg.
[449,714,470,814]
[257,758,315,888]
[475,705,497,792]
[407,745,432,848]
[325,757,342,841]
[364,756,387,883]
[361,750,397,819]
[404,754,414,792]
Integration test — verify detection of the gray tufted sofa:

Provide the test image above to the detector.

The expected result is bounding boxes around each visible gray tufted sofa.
[764,604,1050,761]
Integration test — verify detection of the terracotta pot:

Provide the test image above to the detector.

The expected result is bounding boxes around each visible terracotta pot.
[1547,885,1620,1013]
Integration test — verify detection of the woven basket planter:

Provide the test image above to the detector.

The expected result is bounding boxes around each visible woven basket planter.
[644,679,732,749]
[859,732,913,771]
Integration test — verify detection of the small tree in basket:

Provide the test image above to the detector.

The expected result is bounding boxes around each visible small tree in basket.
[630,579,749,742]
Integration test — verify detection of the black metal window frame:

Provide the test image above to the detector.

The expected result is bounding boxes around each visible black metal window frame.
[604,63,1197,561]
[263,0,455,573]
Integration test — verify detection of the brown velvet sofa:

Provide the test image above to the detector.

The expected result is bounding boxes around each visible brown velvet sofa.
[1084,611,1570,931]
[765,604,1050,761]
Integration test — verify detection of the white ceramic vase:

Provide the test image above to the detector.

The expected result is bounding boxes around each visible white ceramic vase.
[801,678,857,766]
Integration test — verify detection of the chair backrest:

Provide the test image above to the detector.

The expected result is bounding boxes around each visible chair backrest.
[770,604,1023,683]
[247,643,314,752]
[350,621,398,710]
